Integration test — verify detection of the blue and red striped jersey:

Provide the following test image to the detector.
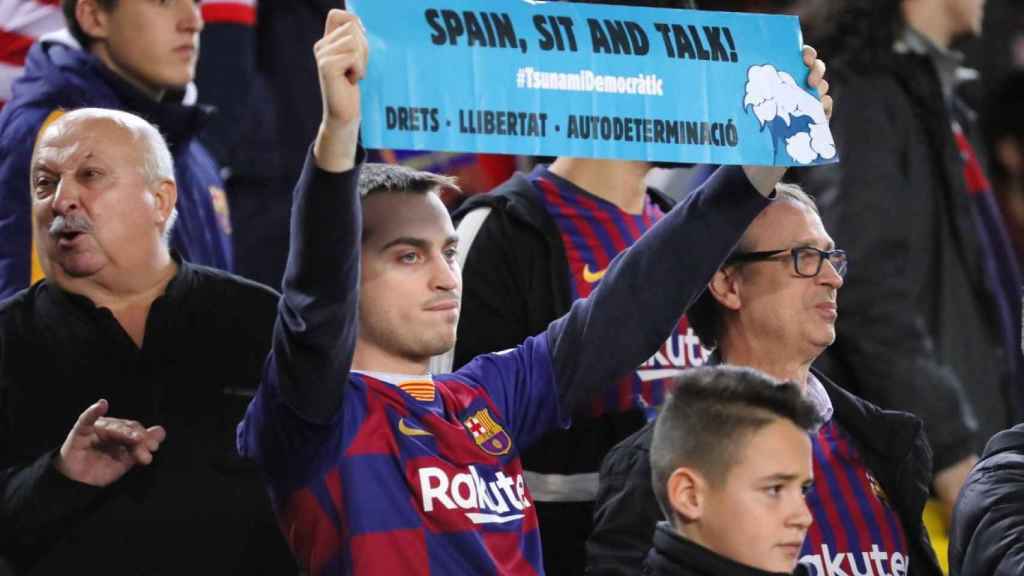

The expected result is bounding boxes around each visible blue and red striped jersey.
[532,167,708,417]
[800,419,910,576]
[238,155,771,575]
[240,335,562,575]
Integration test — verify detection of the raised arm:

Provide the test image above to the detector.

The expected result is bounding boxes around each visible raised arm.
[547,47,829,414]
[265,10,367,424]
[546,165,767,412]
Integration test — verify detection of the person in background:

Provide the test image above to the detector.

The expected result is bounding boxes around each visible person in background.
[0,0,233,301]
[800,0,1015,519]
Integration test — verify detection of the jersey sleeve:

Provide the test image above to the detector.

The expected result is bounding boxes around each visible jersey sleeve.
[237,148,362,488]
[453,333,563,450]
[545,166,768,416]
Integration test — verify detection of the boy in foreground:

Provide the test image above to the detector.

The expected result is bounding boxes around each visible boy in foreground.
[647,366,822,576]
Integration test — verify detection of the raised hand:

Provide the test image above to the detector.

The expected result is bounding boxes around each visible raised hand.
[802,45,832,120]
[742,44,833,194]
[313,9,370,172]
[54,399,166,487]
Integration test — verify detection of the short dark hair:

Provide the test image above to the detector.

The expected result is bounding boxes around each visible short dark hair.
[687,183,817,348]
[649,365,822,519]
[62,0,119,49]
[357,163,460,199]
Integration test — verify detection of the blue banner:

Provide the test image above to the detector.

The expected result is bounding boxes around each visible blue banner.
[348,0,837,166]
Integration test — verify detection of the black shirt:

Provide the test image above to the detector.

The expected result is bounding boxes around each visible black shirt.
[0,255,295,574]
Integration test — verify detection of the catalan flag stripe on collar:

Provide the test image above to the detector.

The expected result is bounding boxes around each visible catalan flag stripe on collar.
[398,380,436,402]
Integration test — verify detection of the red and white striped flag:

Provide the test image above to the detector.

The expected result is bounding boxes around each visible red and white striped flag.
[0,0,63,110]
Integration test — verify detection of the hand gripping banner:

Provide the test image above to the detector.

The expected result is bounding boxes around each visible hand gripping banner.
[349,0,838,167]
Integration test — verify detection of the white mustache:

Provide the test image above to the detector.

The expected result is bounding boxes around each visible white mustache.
[49,214,92,237]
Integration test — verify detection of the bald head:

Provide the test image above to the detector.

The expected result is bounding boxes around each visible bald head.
[38,108,176,187]
[31,108,179,286]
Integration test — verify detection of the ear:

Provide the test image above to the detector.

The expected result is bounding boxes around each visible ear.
[76,0,112,43]
[708,266,742,312]
[667,467,707,523]
[152,180,177,227]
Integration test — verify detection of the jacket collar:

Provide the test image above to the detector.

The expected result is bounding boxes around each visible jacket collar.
[43,251,193,315]
[981,423,1024,460]
[19,38,210,150]
[646,522,807,576]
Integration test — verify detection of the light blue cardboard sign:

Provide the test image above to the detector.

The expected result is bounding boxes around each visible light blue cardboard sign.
[348,0,837,167]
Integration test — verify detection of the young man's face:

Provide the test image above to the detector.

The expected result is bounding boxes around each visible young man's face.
[358,190,461,367]
[87,0,203,97]
[696,419,814,572]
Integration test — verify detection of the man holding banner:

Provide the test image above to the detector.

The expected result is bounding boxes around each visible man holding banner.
[237,6,831,576]
[431,1,814,572]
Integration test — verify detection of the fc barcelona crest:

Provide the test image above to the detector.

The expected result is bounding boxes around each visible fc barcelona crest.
[463,409,512,456]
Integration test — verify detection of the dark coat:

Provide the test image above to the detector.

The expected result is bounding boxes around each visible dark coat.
[0,257,295,574]
[949,423,1024,575]
[643,523,808,576]
[800,48,1016,471]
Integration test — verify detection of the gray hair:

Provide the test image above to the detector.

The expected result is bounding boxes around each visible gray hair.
[687,182,817,349]
[55,107,176,186]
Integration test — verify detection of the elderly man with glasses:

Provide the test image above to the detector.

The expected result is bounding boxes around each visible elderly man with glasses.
[586,183,942,576]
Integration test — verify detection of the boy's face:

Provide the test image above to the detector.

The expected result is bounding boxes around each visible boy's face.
[695,419,814,572]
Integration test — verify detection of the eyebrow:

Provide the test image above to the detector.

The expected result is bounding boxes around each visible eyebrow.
[759,473,803,483]
[791,238,836,251]
[378,234,459,252]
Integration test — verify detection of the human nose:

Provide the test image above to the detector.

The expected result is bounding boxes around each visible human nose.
[790,495,814,531]
[817,256,844,289]
[51,178,81,215]
[181,0,203,33]
[432,253,460,292]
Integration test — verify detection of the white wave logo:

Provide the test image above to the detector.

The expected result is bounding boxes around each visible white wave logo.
[744,64,836,165]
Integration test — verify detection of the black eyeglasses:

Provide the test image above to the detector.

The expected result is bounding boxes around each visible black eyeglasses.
[726,247,848,278]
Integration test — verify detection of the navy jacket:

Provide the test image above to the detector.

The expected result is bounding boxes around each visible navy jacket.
[0,35,232,301]
[949,424,1024,575]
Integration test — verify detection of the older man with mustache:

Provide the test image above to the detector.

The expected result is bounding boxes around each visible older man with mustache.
[0,108,294,574]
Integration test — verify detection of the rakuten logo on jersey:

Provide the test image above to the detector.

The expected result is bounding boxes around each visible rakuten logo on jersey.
[419,465,532,525]
[800,545,908,576]
[637,327,709,381]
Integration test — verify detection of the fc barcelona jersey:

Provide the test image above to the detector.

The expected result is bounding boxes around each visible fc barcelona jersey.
[240,336,563,575]
[533,167,709,417]
[800,420,910,576]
